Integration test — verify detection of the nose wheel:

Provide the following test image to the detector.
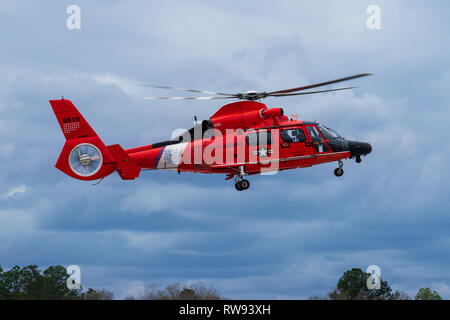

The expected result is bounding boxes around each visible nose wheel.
[334,160,344,177]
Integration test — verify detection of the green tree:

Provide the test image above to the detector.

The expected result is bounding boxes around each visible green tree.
[415,288,442,300]
[0,265,112,300]
[19,265,45,299]
[0,265,23,299]
[0,265,80,299]
[328,268,392,300]
[0,266,6,299]
[41,265,80,299]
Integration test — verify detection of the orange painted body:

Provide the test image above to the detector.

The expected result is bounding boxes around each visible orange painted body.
[50,99,352,182]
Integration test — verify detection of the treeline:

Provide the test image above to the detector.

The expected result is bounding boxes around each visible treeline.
[0,265,113,300]
[125,283,221,300]
[309,268,442,300]
[0,265,443,300]
[0,264,220,300]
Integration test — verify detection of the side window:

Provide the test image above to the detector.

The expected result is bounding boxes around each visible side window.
[246,131,272,146]
[280,129,306,143]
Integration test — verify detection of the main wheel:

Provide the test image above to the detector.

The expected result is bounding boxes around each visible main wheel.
[240,179,250,190]
[334,168,344,177]
[235,182,243,191]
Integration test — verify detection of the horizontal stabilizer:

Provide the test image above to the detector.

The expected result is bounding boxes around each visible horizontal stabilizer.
[107,144,141,180]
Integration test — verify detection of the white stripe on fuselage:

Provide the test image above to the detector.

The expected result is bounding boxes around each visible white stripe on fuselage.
[156,142,189,169]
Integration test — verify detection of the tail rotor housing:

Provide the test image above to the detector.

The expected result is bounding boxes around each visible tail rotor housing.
[69,143,103,177]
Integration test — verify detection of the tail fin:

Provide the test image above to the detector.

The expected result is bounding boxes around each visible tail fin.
[50,99,117,181]
[50,99,99,140]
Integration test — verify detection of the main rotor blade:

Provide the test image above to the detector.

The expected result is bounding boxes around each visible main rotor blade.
[142,96,237,100]
[267,73,372,95]
[267,87,357,97]
[138,84,234,96]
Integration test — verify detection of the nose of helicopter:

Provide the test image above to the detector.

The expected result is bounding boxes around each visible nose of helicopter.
[347,140,372,158]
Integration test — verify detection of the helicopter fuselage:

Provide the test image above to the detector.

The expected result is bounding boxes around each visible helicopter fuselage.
[125,101,372,180]
[50,99,372,191]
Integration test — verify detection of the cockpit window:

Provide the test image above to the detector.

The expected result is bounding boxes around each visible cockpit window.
[317,125,339,140]
[307,126,323,143]
[280,128,306,143]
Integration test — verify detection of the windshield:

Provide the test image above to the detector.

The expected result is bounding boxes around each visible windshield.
[317,125,340,140]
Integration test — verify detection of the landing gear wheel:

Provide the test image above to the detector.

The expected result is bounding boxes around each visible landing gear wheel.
[240,179,250,190]
[355,156,362,163]
[235,179,250,191]
[234,166,250,191]
[334,168,344,177]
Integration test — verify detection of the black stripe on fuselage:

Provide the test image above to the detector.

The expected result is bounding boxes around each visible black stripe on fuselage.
[151,140,180,149]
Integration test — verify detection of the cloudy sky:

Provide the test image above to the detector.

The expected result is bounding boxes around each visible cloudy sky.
[0,0,449,299]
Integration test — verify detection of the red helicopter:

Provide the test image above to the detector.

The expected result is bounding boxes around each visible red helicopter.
[50,73,372,191]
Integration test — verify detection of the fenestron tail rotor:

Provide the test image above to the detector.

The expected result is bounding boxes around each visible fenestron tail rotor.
[69,143,103,177]
[140,73,372,101]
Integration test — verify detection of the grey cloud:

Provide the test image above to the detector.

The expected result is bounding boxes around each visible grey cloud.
[0,0,449,299]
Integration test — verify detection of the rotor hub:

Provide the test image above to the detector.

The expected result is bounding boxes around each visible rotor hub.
[79,154,92,166]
